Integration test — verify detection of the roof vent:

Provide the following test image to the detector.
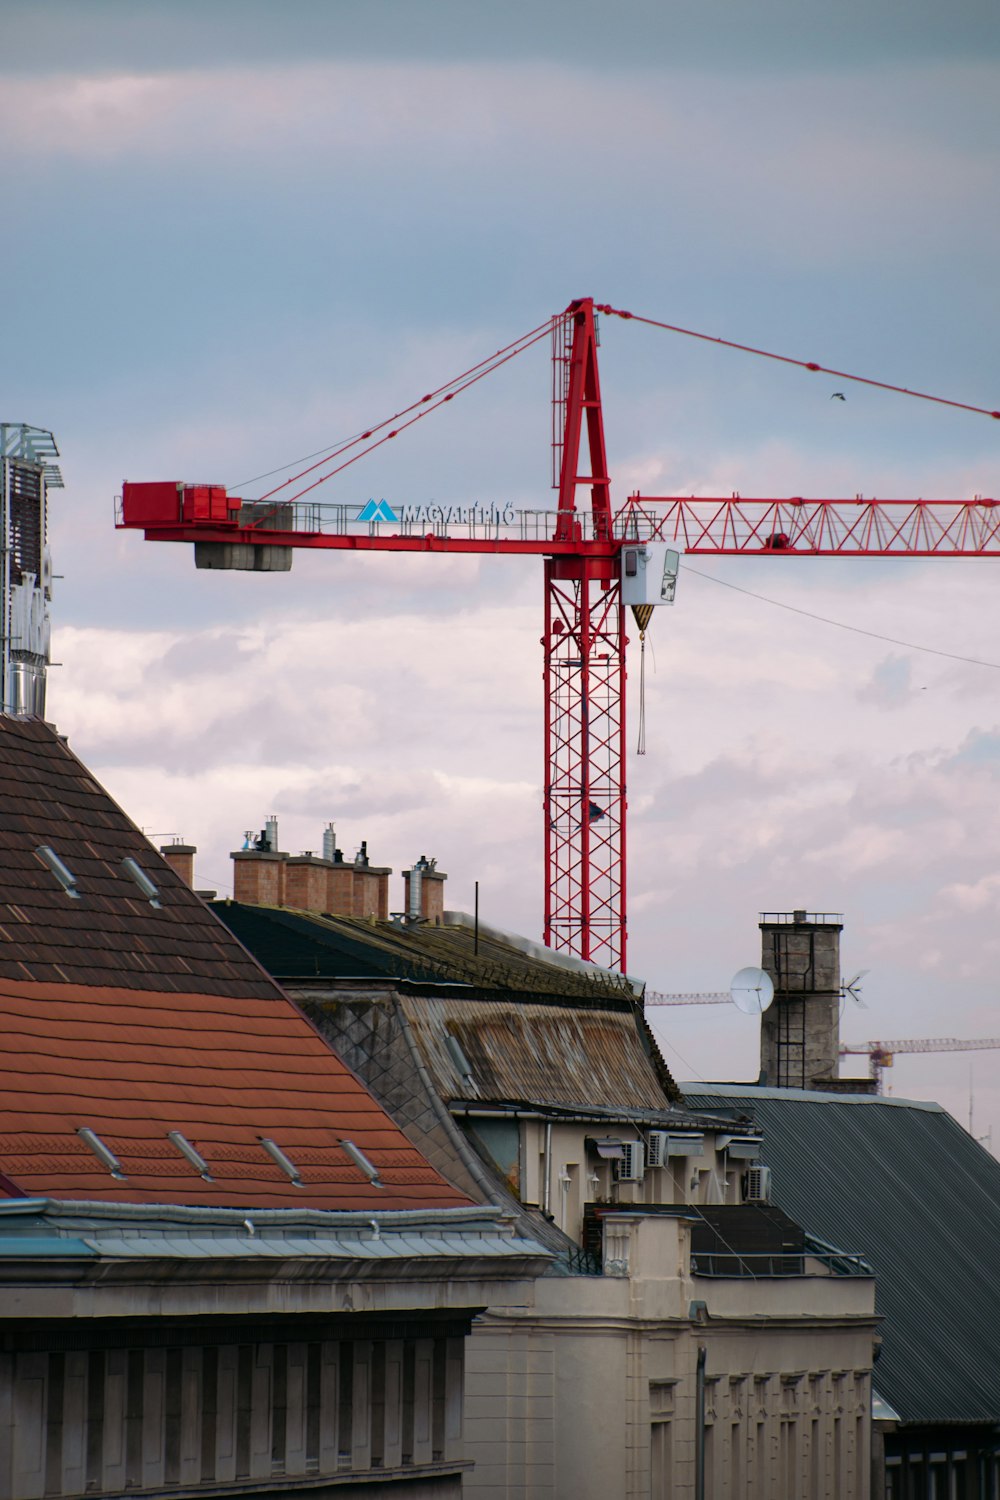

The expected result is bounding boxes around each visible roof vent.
[77,1127,125,1179]
[121,857,162,909]
[340,1138,384,1188]
[168,1130,213,1181]
[35,845,80,900]
[444,1032,475,1086]
[259,1137,303,1186]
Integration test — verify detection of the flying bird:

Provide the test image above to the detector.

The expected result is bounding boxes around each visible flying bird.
[830,392,846,401]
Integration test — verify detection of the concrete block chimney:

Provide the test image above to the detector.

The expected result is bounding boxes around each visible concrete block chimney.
[759,910,843,1091]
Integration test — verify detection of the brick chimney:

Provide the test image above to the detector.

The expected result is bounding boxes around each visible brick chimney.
[230,826,391,919]
[232,848,286,906]
[232,818,286,906]
[349,841,391,920]
[403,855,446,923]
[159,840,196,889]
[284,854,329,912]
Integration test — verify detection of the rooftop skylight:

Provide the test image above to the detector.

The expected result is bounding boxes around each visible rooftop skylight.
[259,1137,303,1186]
[77,1127,125,1180]
[121,857,162,909]
[35,845,80,900]
[340,1138,384,1189]
[167,1130,213,1181]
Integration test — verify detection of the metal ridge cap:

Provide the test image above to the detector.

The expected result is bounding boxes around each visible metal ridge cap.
[450,1101,715,1126]
[0,1198,51,1216]
[441,909,643,992]
[681,1082,948,1110]
[37,1200,521,1231]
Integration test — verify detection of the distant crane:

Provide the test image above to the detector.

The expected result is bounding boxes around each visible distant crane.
[839,1037,1000,1093]
[644,992,730,1006]
[645,970,868,1008]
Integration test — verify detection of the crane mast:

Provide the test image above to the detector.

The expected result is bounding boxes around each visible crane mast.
[545,300,624,968]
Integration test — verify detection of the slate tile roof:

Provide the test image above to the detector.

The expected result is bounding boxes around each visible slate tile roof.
[0,717,468,1212]
[684,1084,1000,1426]
[0,716,275,996]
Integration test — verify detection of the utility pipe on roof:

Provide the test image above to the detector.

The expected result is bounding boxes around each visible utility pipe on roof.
[542,1121,553,1218]
[695,1344,707,1500]
[408,857,423,921]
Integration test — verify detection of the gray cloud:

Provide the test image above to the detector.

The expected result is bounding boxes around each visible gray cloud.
[4,0,998,77]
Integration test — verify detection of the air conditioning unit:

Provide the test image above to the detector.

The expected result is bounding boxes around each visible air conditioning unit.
[617,1141,645,1183]
[647,1130,668,1168]
[743,1165,772,1203]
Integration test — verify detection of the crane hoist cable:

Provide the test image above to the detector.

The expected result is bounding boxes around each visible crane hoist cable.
[241,300,998,525]
[252,317,554,512]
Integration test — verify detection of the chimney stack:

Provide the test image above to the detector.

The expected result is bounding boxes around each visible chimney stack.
[403,855,446,923]
[758,910,843,1090]
[232,823,287,906]
[159,840,197,889]
[230,822,391,919]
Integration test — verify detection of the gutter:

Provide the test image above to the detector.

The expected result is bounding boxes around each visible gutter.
[695,1345,707,1500]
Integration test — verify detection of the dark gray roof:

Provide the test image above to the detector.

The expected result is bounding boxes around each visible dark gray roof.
[683,1084,1000,1427]
[212,901,637,1006]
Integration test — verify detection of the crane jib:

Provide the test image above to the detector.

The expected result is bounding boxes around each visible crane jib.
[119,486,1000,558]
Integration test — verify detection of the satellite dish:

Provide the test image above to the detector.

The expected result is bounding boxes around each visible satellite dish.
[730,966,775,1015]
[842,970,870,1008]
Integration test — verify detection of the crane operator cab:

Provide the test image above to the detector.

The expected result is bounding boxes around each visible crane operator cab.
[620,542,681,607]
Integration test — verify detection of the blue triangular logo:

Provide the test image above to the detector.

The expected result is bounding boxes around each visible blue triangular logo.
[357,498,398,523]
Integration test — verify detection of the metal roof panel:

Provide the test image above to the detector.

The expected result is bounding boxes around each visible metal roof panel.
[684,1084,1000,1425]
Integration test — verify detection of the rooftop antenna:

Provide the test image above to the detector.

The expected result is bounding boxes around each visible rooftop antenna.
[729,966,775,1016]
[842,969,870,1008]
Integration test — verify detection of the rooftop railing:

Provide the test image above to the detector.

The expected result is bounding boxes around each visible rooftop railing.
[692,1241,872,1279]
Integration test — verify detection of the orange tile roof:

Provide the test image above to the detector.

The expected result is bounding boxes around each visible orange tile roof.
[0,716,468,1211]
[0,978,468,1209]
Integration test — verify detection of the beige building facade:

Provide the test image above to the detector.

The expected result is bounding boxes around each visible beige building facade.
[208,864,879,1499]
[460,1135,875,1499]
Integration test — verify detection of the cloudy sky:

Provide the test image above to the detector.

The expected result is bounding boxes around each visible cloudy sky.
[4,0,999,1140]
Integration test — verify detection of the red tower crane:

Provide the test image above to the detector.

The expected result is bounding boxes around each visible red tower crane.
[116,297,998,974]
